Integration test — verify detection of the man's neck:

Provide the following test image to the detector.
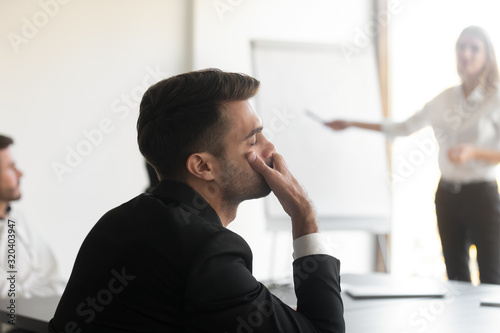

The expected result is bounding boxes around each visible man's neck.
[0,201,9,220]
[184,178,238,227]
[217,202,238,227]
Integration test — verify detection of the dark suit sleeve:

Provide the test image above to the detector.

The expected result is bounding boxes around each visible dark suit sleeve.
[183,230,345,333]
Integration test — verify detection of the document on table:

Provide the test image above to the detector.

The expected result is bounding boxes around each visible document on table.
[480,296,500,307]
[343,283,448,299]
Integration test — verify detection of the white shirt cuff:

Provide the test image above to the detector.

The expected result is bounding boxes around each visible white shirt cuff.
[292,233,333,260]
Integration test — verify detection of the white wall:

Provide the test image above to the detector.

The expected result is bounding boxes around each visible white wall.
[0,0,190,278]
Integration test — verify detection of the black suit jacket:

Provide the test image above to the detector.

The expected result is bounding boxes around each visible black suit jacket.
[49,181,344,332]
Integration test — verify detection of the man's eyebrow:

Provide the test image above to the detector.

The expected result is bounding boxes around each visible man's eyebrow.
[244,127,263,140]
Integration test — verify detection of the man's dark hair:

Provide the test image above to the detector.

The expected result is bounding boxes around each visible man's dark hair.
[137,68,260,180]
[0,135,13,150]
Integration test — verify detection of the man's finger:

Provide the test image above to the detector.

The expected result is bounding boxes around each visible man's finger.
[247,152,274,176]
[270,152,286,172]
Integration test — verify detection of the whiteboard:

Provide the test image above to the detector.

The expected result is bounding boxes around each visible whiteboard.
[251,40,391,232]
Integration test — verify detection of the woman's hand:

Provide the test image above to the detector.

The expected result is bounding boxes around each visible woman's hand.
[448,143,477,164]
[324,120,351,131]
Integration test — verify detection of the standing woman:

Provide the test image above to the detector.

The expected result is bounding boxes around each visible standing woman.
[326,26,500,284]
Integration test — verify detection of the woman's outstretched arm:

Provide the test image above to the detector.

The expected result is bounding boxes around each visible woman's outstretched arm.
[324,120,382,132]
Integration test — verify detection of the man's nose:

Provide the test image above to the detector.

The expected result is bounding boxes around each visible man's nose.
[260,137,276,160]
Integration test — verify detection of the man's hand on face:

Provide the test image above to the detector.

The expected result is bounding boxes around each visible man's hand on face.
[247,152,318,239]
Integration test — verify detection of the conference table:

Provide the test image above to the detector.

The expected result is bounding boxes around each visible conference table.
[270,273,500,332]
[1,273,499,332]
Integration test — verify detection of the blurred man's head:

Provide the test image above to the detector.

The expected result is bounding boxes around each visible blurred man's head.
[0,135,23,206]
[137,69,275,205]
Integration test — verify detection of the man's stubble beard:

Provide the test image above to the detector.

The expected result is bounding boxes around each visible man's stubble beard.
[218,155,271,207]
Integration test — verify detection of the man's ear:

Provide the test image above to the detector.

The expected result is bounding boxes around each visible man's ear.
[185,153,216,181]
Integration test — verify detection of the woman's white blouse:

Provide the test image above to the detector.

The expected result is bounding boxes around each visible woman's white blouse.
[382,85,500,183]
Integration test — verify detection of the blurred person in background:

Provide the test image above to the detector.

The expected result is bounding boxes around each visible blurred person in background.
[326,26,500,285]
[0,134,65,298]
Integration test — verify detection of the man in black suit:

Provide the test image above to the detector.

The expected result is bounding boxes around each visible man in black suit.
[49,69,345,332]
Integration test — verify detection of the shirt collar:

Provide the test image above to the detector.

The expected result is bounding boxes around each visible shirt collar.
[459,84,486,104]
[151,180,222,226]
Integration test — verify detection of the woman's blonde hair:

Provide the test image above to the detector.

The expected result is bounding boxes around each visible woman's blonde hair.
[457,26,499,92]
